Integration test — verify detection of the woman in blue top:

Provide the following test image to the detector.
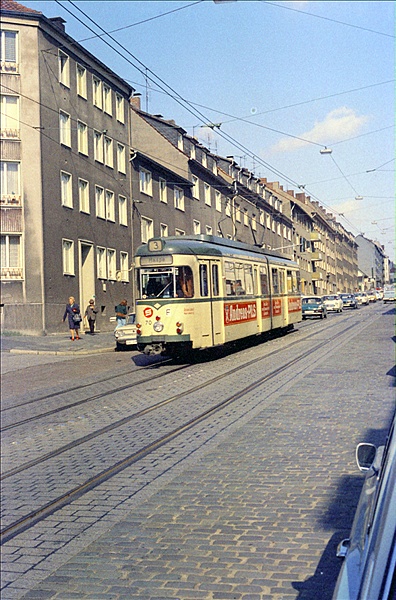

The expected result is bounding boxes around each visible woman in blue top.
[63,296,82,340]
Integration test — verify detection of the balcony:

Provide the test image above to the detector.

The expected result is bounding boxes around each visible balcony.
[310,251,323,261]
[1,62,19,74]
[310,231,322,241]
[1,267,23,280]
[0,129,20,139]
[1,195,21,206]
[311,272,323,281]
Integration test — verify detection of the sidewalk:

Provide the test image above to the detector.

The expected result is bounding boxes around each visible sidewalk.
[0,330,116,356]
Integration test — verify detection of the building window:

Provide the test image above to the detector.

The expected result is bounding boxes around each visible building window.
[94,130,104,163]
[206,225,213,236]
[204,183,211,206]
[177,133,183,151]
[202,153,207,168]
[97,246,106,278]
[1,234,21,278]
[192,175,199,199]
[104,136,113,168]
[58,50,69,87]
[118,195,127,226]
[1,161,19,198]
[59,111,71,147]
[1,30,18,71]
[105,190,115,221]
[215,190,221,212]
[77,121,88,155]
[175,229,185,236]
[174,186,184,211]
[76,64,87,98]
[159,178,167,203]
[266,214,271,229]
[139,168,152,196]
[62,239,74,275]
[103,84,112,115]
[117,143,126,173]
[235,204,241,222]
[95,185,105,218]
[252,215,257,231]
[120,251,129,282]
[225,199,231,217]
[244,210,249,226]
[160,223,168,237]
[93,76,102,109]
[259,210,264,226]
[190,144,196,160]
[193,220,201,234]
[0,95,19,137]
[141,216,153,243]
[78,178,89,213]
[61,171,73,208]
[115,93,124,123]
[107,248,116,280]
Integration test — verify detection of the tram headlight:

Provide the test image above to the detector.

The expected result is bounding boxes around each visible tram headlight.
[176,322,183,334]
[153,321,164,333]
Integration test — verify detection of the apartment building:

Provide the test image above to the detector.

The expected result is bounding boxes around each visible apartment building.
[1,0,134,333]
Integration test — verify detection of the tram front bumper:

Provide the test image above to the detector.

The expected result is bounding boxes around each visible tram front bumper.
[137,334,191,355]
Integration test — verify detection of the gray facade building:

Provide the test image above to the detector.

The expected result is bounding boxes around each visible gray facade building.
[1,0,134,333]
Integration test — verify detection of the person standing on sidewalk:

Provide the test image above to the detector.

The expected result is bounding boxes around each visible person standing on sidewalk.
[63,296,82,340]
[84,299,98,334]
[115,299,128,329]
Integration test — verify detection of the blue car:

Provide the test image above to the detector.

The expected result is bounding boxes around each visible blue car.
[302,296,328,320]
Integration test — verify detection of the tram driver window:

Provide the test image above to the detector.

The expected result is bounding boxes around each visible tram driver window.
[176,266,194,297]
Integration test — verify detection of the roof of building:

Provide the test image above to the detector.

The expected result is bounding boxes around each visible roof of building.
[1,0,42,14]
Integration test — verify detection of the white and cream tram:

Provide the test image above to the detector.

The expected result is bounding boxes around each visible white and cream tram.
[135,235,302,356]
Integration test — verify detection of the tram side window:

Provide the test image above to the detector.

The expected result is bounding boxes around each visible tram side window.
[260,266,269,295]
[244,265,254,295]
[287,269,298,293]
[272,268,279,294]
[200,264,209,297]
[279,270,285,294]
[212,264,219,296]
[234,263,246,295]
[225,261,236,297]
[176,266,194,297]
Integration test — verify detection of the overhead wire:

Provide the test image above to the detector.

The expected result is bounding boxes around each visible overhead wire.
[53,0,391,242]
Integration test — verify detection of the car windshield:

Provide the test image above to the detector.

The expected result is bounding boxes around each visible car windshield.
[303,297,321,304]
[323,296,337,300]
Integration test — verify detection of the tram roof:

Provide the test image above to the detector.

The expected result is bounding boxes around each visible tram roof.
[136,235,297,266]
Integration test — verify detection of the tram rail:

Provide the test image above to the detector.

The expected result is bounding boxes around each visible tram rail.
[1,316,365,546]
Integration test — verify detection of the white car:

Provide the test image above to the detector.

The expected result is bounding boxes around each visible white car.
[114,313,137,351]
[359,292,369,305]
[322,294,343,313]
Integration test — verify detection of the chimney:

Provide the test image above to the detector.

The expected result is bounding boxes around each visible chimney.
[130,95,141,110]
[49,17,66,32]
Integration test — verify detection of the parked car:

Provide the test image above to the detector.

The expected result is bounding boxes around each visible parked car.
[339,293,359,309]
[333,412,396,600]
[322,294,343,313]
[114,313,137,350]
[359,292,369,306]
[302,296,328,319]
[354,291,363,305]
[366,290,377,302]
[383,284,396,303]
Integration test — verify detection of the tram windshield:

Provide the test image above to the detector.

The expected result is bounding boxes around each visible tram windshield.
[140,267,194,299]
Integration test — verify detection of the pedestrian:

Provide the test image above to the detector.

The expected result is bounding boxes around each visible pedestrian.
[84,299,98,334]
[63,296,82,340]
[115,299,128,329]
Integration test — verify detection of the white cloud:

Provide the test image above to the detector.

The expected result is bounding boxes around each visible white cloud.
[269,107,370,153]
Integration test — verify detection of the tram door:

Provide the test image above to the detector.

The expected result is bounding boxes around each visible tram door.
[198,260,223,347]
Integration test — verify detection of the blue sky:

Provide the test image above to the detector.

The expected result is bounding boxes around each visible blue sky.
[23,1,395,259]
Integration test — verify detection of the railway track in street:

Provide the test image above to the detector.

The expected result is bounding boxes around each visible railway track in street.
[1,312,374,545]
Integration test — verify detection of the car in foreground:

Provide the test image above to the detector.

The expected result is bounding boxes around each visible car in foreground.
[339,293,359,309]
[302,296,328,319]
[114,313,137,350]
[333,412,396,600]
[322,294,343,313]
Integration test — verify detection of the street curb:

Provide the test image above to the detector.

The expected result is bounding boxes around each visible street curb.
[9,347,115,356]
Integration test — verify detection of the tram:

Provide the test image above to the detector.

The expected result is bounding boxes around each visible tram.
[135,235,302,356]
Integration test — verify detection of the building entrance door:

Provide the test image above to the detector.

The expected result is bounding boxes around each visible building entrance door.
[79,242,95,328]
